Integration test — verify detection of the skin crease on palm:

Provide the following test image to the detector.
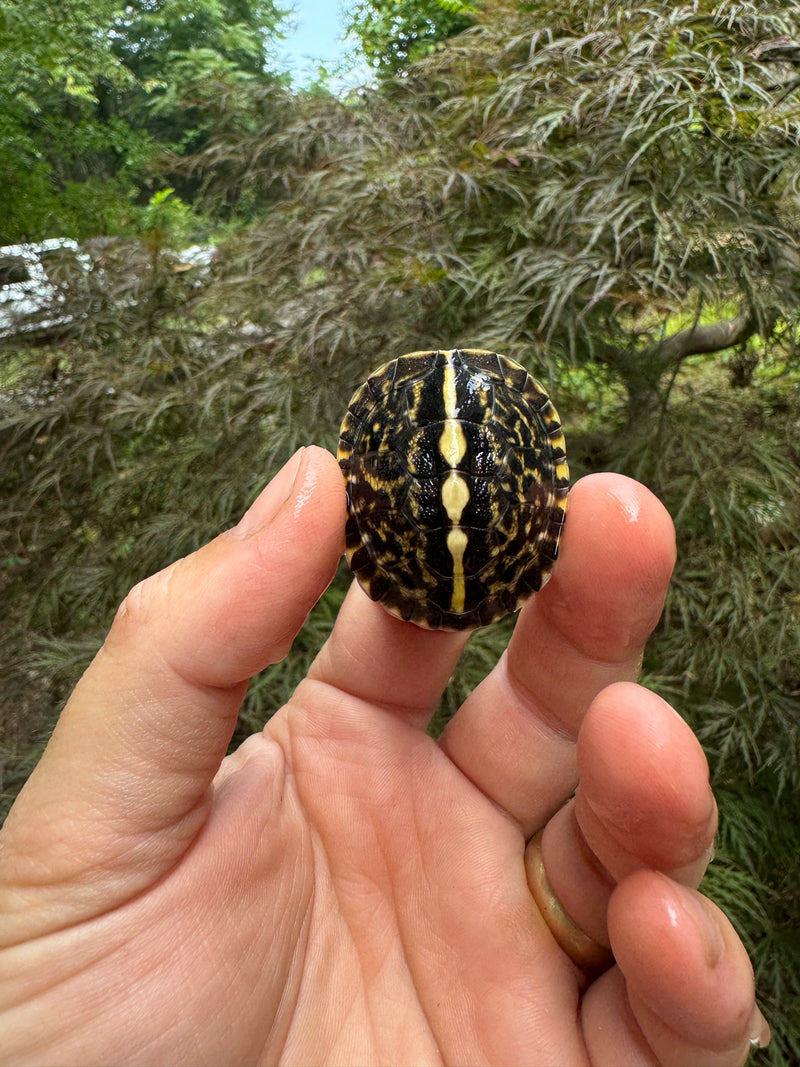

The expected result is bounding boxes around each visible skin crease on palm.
[0,446,770,1066]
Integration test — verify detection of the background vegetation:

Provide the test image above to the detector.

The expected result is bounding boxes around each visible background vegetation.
[1,0,798,1061]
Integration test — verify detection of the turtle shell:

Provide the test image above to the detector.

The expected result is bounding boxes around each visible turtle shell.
[337,348,569,630]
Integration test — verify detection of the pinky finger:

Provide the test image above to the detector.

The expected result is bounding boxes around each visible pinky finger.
[581,870,770,1067]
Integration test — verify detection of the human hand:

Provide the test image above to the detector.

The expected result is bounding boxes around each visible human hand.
[0,446,769,1065]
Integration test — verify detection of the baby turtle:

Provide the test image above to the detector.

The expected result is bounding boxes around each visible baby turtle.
[337,348,569,630]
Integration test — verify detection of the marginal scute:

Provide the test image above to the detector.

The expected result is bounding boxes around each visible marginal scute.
[337,348,570,631]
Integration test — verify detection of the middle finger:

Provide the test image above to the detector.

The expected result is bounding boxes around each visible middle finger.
[439,473,676,834]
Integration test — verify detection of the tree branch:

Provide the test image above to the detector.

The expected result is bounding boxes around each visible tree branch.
[652,310,757,368]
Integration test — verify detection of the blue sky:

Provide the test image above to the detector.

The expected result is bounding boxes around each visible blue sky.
[279,1,359,85]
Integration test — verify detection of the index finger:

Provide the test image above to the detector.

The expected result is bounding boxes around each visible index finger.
[0,446,347,941]
[439,473,677,833]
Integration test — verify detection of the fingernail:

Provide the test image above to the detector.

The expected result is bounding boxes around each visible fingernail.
[676,885,725,969]
[748,1004,771,1050]
[233,448,306,537]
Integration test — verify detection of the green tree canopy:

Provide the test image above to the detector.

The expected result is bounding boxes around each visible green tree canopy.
[110,0,282,80]
[346,0,477,73]
[0,0,287,241]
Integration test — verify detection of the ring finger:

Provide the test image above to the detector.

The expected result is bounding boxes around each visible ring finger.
[531,682,718,955]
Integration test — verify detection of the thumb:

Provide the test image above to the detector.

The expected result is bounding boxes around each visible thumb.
[0,446,345,941]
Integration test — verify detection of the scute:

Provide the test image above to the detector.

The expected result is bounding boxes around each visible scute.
[337,348,569,631]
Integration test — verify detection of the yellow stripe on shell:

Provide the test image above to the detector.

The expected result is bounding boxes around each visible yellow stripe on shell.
[446,526,468,614]
[442,351,459,418]
[441,469,470,524]
[439,419,467,467]
[441,353,471,616]
[440,353,468,467]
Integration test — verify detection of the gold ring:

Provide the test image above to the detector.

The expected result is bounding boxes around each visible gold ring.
[525,830,614,977]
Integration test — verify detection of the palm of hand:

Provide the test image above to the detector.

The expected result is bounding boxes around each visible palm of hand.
[0,448,764,1066]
